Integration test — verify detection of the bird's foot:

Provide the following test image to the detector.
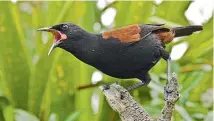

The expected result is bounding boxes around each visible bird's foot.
[164,73,180,103]
[126,81,149,91]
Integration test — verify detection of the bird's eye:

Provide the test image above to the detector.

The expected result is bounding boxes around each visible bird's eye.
[61,24,68,30]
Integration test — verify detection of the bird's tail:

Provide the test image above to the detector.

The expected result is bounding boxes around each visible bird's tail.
[172,25,203,37]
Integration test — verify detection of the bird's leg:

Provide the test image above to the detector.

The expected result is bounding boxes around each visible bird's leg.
[126,74,151,91]
[126,83,146,91]
[167,57,171,83]
[160,47,171,84]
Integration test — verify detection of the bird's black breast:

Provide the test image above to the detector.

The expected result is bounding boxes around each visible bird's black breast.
[88,33,162,80]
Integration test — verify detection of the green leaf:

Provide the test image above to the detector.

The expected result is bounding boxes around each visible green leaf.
[154,1,190,25]
[0,2,30,109]
[3,105,14,121]
[15,109,39,121]
[180,71,204,104]
[115,1,153,27]
[180,19,213,63]
[64,111,81,121]
[0,92,14,121]
[175,105,193,121]
[28,1,74,116]
[48,113,59,121]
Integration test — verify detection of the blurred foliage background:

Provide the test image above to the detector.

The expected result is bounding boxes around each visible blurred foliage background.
[0,1,213,121]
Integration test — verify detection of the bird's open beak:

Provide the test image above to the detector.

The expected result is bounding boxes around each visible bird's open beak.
[37,27,67,56]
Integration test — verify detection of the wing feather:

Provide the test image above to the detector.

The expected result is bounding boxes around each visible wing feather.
[102,24,173,44]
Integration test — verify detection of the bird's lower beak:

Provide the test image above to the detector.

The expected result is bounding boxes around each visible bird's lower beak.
[48,41,61,56]
[48,42,57,56]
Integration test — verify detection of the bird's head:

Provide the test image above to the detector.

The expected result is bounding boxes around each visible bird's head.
[37,23,84,55]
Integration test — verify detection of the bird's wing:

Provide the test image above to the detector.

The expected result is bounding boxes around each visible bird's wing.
[140,24,175,44]
[102,24,142,43]
[102,24,172,43]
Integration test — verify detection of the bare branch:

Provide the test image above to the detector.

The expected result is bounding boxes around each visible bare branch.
[100,73,179,121]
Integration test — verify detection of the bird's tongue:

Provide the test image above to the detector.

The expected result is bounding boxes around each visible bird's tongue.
[50,30,67,42]
[53,31,61,42]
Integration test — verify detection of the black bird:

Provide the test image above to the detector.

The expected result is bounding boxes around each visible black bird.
[37,23,202,91]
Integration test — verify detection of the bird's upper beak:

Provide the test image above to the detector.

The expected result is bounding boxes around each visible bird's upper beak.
[37,27,67,55]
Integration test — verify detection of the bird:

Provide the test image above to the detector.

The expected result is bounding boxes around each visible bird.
[37,23,203,91]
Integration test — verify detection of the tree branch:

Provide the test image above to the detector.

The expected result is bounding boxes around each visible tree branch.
[99,73,179,121]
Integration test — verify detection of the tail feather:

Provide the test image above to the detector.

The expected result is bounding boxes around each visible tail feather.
[172,25,203,37]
